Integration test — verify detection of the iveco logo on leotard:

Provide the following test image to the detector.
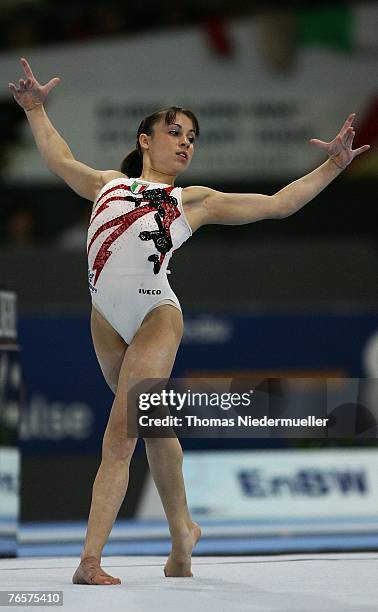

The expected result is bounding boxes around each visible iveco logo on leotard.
[139,289,162,295]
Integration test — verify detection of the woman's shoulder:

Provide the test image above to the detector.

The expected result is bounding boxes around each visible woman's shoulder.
[101,170,128,185]
[93,171,130,202]
[181,185,214,206]
[181,186,216,233]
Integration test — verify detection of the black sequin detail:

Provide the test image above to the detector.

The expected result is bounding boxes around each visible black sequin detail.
[139,213,173,254]
[127,188,178,218]
[136,189,179,274]
[148,254,161,274]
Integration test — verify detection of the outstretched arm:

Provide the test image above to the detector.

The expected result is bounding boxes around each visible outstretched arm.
[8,58,123,201]
[186,113,370,228]
[273,112,370,218]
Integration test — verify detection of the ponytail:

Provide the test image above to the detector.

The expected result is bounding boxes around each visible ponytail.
[120,148,142,178]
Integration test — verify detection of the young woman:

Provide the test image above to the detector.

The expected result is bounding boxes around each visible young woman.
[9,58,369,585]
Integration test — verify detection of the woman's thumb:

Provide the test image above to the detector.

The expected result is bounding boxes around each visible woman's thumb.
[46,77,61,92]
[309,138,324,147]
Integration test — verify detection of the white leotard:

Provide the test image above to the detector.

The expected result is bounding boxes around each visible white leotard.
[87,177,192,343]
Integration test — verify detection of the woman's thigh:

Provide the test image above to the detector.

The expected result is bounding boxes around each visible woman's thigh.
[106,304,183,434]
[91,306,128,393]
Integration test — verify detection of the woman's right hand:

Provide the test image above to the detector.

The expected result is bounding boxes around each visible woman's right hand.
[8,57,60,112]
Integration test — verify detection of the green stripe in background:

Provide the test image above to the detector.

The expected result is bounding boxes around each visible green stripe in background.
[296,5,353,51]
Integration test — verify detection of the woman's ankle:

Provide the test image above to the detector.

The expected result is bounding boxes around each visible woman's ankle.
[80,553,101,562]
[169,519,196,538]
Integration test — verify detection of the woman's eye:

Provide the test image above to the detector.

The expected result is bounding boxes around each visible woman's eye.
[168,130,195,143]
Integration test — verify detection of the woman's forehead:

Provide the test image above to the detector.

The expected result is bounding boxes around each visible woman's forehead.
[161,112,195,131]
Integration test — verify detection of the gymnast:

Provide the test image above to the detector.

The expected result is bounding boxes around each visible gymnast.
[9,57,370,584]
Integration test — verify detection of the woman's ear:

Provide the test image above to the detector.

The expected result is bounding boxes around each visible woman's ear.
[139,133,150,151]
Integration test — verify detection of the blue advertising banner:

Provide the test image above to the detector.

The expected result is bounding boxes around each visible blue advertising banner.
[18,310,378,455]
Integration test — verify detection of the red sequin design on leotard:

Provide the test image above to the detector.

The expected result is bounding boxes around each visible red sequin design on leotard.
[157,200,180,268]
[88,186,180,285]
[91,183,148,223]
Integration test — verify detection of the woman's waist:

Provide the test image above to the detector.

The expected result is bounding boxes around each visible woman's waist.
[90,266,172,277]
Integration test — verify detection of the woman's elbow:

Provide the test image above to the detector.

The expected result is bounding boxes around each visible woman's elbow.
[269,196,290,219]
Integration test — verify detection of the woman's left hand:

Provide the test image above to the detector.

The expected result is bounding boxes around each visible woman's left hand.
[309,113,370,170]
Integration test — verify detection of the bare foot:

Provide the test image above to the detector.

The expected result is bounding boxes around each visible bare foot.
[72,556,121,585]
[164,522,201,577]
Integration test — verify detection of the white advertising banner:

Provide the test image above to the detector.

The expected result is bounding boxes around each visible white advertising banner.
[183,448,378,521]
[0,14,375,183]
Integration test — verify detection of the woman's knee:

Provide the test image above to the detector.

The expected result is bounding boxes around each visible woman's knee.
[102,367,119,394]
[144,436,183,461]
[102,429,137,463]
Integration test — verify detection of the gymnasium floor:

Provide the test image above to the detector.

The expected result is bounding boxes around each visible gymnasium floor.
[1,553,377,612]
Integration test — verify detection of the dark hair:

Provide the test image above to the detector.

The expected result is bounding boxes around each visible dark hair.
[120,106,199,177]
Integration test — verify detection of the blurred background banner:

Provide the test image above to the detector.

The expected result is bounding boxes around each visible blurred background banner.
[18,310,378,454]
[0,291,21,557]
[183,448,378,521]
[0,8,377,183]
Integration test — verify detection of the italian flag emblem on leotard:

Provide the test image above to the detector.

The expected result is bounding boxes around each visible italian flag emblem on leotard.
[130,181,148,194]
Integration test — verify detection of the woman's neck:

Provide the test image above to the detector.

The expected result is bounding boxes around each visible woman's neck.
[138,166,176,185]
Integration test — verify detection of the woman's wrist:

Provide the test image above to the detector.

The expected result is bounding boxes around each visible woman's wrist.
[328,155,346,171]
[24,103,43,113]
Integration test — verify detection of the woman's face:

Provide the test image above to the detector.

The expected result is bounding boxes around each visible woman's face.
[139,112,196,176]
